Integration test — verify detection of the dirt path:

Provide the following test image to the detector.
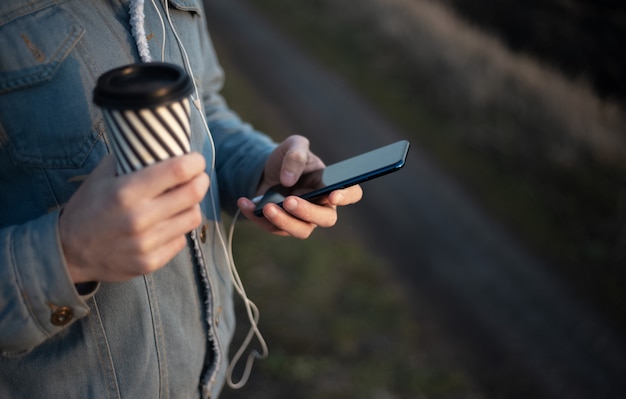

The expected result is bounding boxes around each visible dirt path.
[203,0,626,397]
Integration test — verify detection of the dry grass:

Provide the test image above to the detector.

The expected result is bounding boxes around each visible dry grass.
[214,35,485,399]
[246,0,626,331]
[212,1,626,396]
[220,221,484,399]
[328,0,626,168]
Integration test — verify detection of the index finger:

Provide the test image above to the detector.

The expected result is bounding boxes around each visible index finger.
[327,184,363,206]
[123,152,207,198]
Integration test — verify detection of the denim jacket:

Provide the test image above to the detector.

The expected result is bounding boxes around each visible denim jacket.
[0,0,276,397]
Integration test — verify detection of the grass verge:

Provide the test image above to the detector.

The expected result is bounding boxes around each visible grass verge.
[243,0,626,332]
[214,26,485,399]
[222,220,482,399]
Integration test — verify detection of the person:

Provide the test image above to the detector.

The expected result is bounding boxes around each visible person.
[0,0,362,397]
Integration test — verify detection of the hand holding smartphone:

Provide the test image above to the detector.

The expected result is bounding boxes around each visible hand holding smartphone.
[253,140,410,217]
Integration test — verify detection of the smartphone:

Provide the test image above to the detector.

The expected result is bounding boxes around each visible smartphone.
[253,140,410,217]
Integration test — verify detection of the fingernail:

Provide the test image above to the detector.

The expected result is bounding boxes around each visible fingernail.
[284,197,298,211]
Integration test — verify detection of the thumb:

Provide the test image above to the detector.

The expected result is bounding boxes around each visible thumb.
[280,149,308,187]
[278,135,311,187]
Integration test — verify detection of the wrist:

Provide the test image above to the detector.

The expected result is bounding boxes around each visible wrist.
[58,207,91,284]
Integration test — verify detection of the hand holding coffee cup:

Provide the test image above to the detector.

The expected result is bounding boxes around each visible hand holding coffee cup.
[94,62,194,174]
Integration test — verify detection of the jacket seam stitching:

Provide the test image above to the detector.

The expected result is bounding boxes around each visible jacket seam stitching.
[144,274,169,398]
[90,296,122,399]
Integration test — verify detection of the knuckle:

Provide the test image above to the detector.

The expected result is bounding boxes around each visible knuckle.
[173,235,187,252]
[189,174,209,202]
[122,213,146,234]
[169,157,191,181]
[285,150,307,165]
[326,213,338,227]
[294,228,313,240]
[128,232,151,255]
[170,153,205,182]
[188,206,203,229]
[136,241,179,275]
[134,255,158,275]
[290,134,309,147]
[111,184,134,207]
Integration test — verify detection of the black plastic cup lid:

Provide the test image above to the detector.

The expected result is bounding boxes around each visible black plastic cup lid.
[93,62,193,109]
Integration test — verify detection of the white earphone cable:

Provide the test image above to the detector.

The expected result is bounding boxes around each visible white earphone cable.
[130,0,269,388]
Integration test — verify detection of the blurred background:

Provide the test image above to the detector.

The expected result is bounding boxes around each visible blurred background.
[202,0,626,398]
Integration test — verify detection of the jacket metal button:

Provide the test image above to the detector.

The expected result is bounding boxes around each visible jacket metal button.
[200,224,207,243]
[50,306,74,326]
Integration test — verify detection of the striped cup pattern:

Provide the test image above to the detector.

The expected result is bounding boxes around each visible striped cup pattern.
[103,98,191,174]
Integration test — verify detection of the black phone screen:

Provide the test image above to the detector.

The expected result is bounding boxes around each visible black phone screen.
[254,140,410,216]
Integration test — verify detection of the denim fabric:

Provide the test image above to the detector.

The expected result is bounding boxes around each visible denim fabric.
[0,0,276,397]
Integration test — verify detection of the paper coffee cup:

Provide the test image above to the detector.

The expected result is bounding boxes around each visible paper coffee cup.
[93,62,194,174]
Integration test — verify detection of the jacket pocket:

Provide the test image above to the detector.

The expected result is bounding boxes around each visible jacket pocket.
[0,5,102,169]
[167,0,202,14]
